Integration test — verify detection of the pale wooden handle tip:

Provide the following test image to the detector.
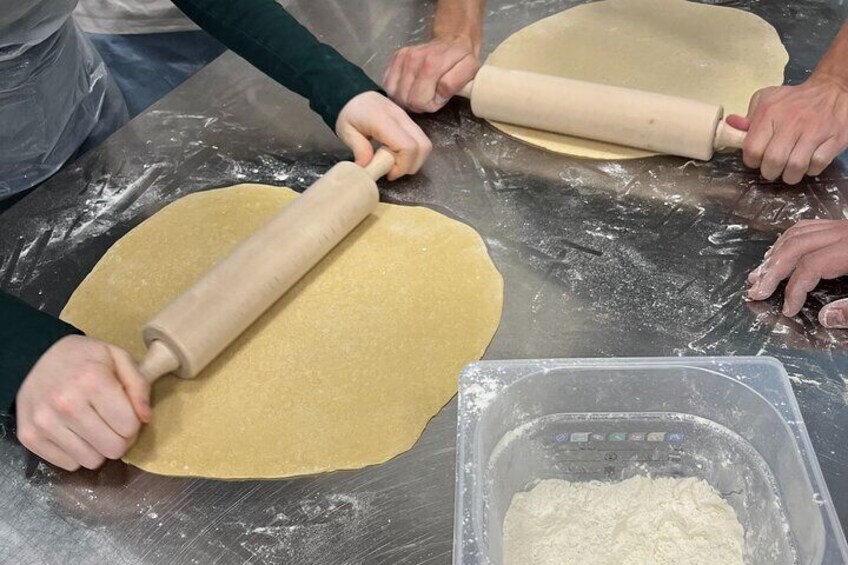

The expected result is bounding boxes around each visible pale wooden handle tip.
[139,340,181,383]
[364,147,395,180]
[458,81,474,99]
[714,120,747,150]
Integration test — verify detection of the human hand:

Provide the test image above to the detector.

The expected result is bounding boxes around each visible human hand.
[726,74,848,185]
[382,37,479,113]
[335,91,432,181]
[16,335,151,471]
[747,219,848,326]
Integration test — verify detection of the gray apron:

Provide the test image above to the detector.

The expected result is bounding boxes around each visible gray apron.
[0,0,127,198]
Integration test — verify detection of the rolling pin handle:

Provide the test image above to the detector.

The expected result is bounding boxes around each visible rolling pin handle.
[458,81,474,99]
[714,120,747,151]
[139,340,181,384]
[363,147,396,180]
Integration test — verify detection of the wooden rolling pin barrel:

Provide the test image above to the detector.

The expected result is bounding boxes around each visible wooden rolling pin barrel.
[458,66,747,160]
[138,149,396,383]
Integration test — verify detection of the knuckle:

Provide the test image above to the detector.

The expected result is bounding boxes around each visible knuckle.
[82,454,106,470]
[746,146,764,161]
[782,173,801,186]
[810,155,831,171]
[31,407,54,431]
[761,160,782,178]
[126,418,142,437]
[756,86,776,98]
[786,156,808,172]
[420,57,439,78]
[743,145,764,166]
[761,169,779,182]
[78,368,106,395]
[50,392,79,418]
[755,100,775,116]
[761,153,782,169]
[437,76,459,94]
[16,425,38,448]
[102,438,128,460]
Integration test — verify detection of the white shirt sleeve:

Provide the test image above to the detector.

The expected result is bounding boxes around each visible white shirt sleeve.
[74,0,199,34]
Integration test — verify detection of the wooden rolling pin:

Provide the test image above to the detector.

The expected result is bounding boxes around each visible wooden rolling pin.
[457,66,746,160]
[138,148,396,382]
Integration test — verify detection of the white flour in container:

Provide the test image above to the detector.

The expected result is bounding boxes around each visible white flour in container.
[503,476,743,565]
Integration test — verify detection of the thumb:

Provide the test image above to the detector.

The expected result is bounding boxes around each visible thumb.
[819,298,848,328]
[110,347,152,423]
[338,127,375,167]
[725,114,750,132]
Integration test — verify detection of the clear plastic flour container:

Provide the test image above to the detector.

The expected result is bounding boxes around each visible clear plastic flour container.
[453,357,848,565]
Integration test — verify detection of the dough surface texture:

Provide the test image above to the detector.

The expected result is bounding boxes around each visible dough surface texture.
[503,476,744,565]
[485,0,788,159]
[61,184,503,479]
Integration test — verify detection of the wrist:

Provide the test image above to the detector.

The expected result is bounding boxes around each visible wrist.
[432,23,482,56]
[809,68,848,93]
[434,31,481,56]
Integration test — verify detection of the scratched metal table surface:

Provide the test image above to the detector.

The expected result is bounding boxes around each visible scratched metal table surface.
[2,0,848,563]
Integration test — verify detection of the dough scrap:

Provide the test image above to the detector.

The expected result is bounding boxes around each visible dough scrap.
[61,184,503,479]
[503,476,744,564]
[485,0,788,159]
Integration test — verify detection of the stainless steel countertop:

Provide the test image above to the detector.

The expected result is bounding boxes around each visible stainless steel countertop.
[2,1,847,563]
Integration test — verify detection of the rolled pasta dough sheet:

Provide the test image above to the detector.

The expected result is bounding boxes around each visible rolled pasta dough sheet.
[61,185,503,479]
[485,0,788,159]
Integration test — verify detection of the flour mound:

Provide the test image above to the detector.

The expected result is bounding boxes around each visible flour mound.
[503,476,744,565]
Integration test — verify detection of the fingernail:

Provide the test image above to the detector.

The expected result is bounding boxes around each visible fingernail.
[822,309,847,328]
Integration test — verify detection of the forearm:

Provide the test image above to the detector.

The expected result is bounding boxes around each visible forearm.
[432,0,487,55]
[170,0,379,128]
[812,19,848,88]
[0,292,82,414]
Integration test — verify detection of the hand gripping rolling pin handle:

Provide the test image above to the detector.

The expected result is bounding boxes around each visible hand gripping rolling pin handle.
[138,148,396,384]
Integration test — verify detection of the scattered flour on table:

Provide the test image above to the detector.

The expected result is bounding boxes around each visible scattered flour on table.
[503,476,744,565]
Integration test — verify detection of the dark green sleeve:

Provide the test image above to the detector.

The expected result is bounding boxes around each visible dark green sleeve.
[0,292,83,414]
[170,0,380,129]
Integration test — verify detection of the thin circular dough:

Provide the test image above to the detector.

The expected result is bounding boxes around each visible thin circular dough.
[485,0,788,159]
[61,184,503,479]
